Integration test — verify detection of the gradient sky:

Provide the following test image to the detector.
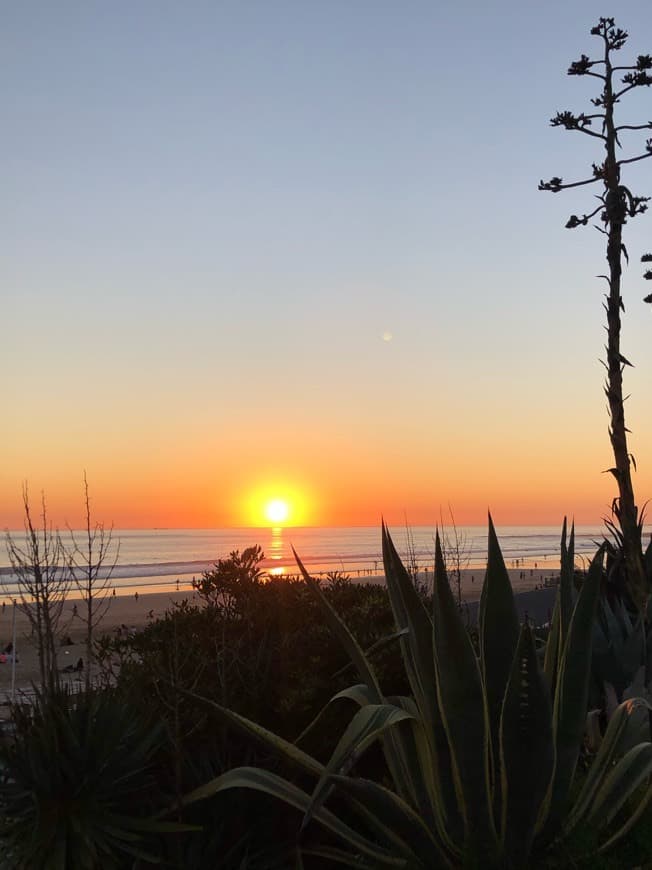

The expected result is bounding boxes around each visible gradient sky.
[3,1,652,529]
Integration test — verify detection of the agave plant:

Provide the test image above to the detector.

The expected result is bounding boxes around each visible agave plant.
[592,594,652,697]
[0,685,186,870]
[582,531,652,753]
[602,515,652,612]
[586,594,652,753]
[180,519,652,868]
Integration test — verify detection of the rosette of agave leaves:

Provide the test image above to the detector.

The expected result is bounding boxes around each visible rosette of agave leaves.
[181,518,652,868]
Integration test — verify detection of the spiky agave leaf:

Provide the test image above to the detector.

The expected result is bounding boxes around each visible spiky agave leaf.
[565,697,652,836]
[382,523,458,843]
[301,703,415,832]
[500,624,554,866]
[185,767,408,867]
[293,547,384,701]
[543,595,561,693]
[587,742,652,828]
[543,519,573,697]
[538,545,604,842]
[432,532,499,863]
[295,683,381,747]
[173,686,325,778]
[296,545,442,838]
[479,514,520,788]
[330,774,452,867]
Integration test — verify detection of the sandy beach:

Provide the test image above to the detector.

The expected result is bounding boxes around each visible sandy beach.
[0,566,559,705]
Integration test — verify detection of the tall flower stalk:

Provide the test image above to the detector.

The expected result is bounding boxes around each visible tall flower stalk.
[540,17,652,611]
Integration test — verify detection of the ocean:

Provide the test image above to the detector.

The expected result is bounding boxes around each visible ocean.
[1,523,638,595]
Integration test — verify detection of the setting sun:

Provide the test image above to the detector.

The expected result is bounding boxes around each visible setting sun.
[239,481,311,527]
[265,499,289,525]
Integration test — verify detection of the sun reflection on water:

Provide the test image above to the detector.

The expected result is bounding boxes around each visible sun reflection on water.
[267,526,286,579]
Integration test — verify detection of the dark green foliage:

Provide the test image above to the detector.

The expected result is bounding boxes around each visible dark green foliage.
[96,570,405,865]
[0,686,170,869]
[102,575,403,750]
[191,544,267,609]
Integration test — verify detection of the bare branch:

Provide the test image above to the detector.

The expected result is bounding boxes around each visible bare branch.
[4,487,71,692]
[565,203,604,228]
[614,75,652,101]
[615,123,652,133]
[66,472,120,691]
[539,175,603,193]
[550,110,607,140]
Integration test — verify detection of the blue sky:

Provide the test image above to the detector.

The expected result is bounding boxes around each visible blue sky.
[3,1,652,527]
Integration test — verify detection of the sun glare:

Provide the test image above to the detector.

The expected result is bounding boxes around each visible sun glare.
[241,481,310,527]
[265,499,290,525]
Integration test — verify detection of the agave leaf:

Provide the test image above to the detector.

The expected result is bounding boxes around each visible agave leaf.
[106,814,199,834]
[302,703,415,832]
[565,697,652,835]
[592,604,610,655]
[297,539,447,838]
[586,742,652,827]
[174,687,324,778]
[596,780,652,854]
[381,522,437,707]
[602,597,624,646]
[623,666,647,699]
[592,601,627,693]
[644,535,652,582]
[585,709,603,754]
[333,629,410,679]
[540,545,603,839]
[543,596,561,695]
[558,518,574,653]
[543,519,573,698]
[184,767,407,867]
[382,524,457,831]
[296,684,379,747]
[380,695,462,861]
[479,514,520,785]
[432,533,498,858]
[299,846,385,868]
[330,773,452,867]
[621,616,645,682]
[619,603,634,635]
[500,624,554,867]
[293,548,384,701]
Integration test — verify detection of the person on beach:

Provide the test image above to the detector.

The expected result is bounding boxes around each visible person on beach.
[2,643,18,664]
[61,657,83,674]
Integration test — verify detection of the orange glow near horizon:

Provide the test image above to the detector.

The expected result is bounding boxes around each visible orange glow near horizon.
[1,420,650,530]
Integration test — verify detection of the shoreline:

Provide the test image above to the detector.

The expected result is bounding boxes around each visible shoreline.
[0,559,564,604]
[0,567,559,703]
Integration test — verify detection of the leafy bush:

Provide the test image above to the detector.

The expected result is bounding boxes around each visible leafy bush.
[95,568,406,865]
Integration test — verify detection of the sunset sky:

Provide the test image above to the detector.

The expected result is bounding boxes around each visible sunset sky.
[3,1,652,530]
